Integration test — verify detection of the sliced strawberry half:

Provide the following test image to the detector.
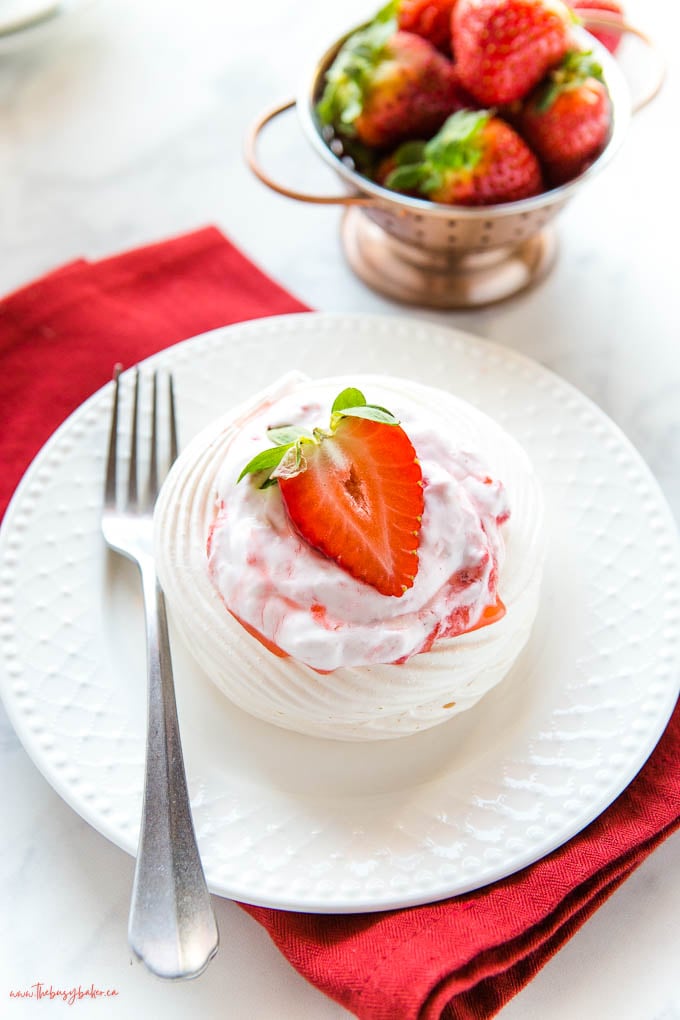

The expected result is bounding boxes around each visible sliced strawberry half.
[238,388,425,597]
[279,416,424,597]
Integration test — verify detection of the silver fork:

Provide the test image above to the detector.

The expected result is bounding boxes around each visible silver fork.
[102,364,219,980]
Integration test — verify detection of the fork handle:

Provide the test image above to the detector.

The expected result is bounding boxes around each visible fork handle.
[128,561,219,979]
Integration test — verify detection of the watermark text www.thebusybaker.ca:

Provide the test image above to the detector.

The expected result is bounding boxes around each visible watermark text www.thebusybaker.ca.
[9,982,119,1006]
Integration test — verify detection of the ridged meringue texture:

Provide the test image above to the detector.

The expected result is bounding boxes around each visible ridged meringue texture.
[154,373,545,740]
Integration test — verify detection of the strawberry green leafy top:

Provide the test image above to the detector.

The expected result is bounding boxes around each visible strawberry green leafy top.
[238,387,400,487]
[316,3,397,132]
[385,109,492,193]
[536,49,604,110]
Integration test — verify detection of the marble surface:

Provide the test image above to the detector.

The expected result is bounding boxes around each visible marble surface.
[1,0,679,1017]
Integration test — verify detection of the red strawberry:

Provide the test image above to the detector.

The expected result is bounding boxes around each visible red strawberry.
[569,0,623,54]
[518,50,611,184]
[317,18,467,148]
[452,0,573,105]
[239,389,424,598]
[380,109,543,205]
[397,0,459,53]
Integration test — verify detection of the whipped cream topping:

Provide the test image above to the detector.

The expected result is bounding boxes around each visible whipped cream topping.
[154,373,544,740]
[207,379,510,671]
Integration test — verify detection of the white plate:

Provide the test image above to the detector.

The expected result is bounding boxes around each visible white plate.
[1,313,679,913]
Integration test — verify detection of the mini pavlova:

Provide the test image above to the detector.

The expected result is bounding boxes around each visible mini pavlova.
[154,373,544,740]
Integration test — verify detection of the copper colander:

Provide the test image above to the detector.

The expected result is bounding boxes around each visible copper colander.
[246,15,662,307]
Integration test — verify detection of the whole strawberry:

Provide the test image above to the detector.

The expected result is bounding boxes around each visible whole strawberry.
[380,109,543,205]
[452,0,573,105]
[518,50,611,184]
[570,0,623,54]
[397,0,459,52]
[316,16,467,148]
[238,388,424,598]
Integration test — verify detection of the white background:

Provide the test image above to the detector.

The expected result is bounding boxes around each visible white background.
[0,0,679,1017]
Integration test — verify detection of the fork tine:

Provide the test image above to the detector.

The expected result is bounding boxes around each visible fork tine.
[168,373,179,465]
[105,368,176,518]
[128,368,140,508]
[104,364,123,507]
[147,371,159,506]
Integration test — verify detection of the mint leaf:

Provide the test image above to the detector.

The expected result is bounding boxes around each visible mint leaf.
[238,386,400,490]
[267,425,314,446]
[332,387,366,413]
[237,444,293,482]
[339,404,399,425]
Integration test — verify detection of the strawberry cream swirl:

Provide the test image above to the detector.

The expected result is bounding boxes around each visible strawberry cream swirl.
[154,373,544,740]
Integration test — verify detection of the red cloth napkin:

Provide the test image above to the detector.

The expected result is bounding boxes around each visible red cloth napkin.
[1,226,678,1019]
[0,226,306,518]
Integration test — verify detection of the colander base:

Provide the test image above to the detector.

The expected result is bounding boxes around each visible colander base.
[341,208,558,309]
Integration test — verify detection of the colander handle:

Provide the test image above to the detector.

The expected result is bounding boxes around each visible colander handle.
[245,99,375,206]
[577,12,666,112]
